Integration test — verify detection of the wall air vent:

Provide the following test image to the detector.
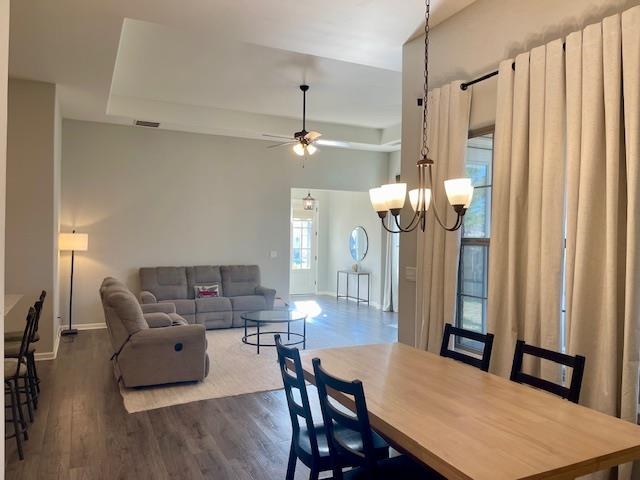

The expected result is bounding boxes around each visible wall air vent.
[134,120,160,128]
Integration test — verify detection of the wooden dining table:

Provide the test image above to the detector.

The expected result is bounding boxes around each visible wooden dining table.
[298,343,640,480]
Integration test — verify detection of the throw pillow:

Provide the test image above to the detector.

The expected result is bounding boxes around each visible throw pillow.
[194,284,221,298]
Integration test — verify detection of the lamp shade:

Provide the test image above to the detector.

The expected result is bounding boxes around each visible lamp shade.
[409,188,432,212]
[293,143,305,156]
[444,178,474,207]
[381,183,407,210]
[369,187,388,212]
[59,232,89,252]
[306,144,317,155]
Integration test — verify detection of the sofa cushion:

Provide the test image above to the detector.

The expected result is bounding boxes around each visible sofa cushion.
[168,313,189,326]
[187,266,223,299]
[221,265,260,297]
[196,297,232,313]
[229,295,267,312]
[140,267,189,300]
[196,311,233,329]
[160,299,195,316]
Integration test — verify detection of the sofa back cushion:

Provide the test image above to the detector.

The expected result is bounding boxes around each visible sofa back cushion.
[140,267,188,300]
[187,266,223,299]
[221,265,260,297]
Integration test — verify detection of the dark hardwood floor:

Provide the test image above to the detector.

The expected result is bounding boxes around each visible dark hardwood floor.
[5,296,397,479]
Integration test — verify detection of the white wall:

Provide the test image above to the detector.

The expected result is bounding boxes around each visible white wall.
[0,0,10,471]
[5,79,59,356]
[61,120,389,326]
[292,188,384,306]
[398,0,639,345]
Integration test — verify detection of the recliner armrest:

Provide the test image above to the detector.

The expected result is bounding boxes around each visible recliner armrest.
[141,302,176,314]
[255,285,276,309]
[140,290,157,304]
[143,312,172,328]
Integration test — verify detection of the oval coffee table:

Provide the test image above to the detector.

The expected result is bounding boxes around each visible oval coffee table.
[241,309,307,354]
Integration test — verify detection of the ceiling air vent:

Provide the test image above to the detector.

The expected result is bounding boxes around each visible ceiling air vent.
[134,120,160,128]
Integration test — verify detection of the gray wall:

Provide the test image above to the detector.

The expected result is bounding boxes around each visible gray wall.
[5,78,60,356]
[398,0,640,345]
[61,120,389,327]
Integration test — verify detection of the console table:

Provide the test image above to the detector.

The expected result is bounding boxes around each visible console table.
[336,270,370,306]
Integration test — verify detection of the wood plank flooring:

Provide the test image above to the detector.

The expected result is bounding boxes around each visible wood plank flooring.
[5,295,397,479]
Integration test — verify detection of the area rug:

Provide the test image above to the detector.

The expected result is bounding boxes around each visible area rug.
[119,328,285,413]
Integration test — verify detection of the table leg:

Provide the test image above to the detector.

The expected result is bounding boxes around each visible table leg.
[287,320,291,340]
[357,274,360,307]
[346,273,349,302]
[244,318,247,342]
[303,318,306,349]
[257,322,260,354]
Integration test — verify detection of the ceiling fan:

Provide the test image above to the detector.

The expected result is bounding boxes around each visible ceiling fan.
[264,84,322,159]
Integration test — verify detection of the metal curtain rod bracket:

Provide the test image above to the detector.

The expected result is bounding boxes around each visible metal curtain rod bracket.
[460,41,566,91]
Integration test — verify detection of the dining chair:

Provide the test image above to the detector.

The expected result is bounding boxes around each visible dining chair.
[439,323,495,372]
[510,339,586,404]
[275,335,389,480]
[312,358,444,480]
[5,307,37,460]
[5,291,46,413]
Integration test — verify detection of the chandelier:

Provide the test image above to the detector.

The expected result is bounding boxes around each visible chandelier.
[303,192,315,211]
[369,0,474,233]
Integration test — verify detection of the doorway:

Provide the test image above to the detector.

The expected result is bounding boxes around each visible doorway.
[290,195,318,295]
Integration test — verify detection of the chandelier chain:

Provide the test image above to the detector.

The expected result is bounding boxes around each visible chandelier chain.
[421,0,431,159]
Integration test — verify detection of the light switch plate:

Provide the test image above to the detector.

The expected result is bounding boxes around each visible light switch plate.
[405,266,417,282]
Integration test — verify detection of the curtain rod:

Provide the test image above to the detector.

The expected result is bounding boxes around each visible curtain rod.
[460,42,566,91]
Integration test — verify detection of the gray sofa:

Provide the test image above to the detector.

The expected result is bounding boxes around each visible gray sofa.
[100,277,209,387]
[139,265,276,329]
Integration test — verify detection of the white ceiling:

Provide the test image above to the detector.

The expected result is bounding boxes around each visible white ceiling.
[9,0,478,150]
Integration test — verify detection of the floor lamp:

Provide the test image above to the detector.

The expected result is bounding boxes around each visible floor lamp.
[59,230,89,336]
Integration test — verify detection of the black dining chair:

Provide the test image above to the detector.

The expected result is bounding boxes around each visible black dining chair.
[5,306,37,460]
[510,339,586,404]
[312,358,444,480]
[439,323,495,372]
[275,335,389,480]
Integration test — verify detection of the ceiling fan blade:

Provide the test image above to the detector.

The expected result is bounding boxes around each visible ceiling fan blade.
[267,141,296,149]
[316,138,351,148]
[305,131,322,142]
[263,134,295,140]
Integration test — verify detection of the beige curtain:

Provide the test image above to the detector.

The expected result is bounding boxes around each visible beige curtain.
[415,81,471,351]
[487,41,566,378]
[565,8,640,480]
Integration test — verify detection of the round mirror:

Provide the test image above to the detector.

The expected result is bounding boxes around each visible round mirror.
[349,226,368,262]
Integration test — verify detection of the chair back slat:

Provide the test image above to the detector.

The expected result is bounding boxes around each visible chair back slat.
[31,290,47,341]
[312,358,378,479]
[440,323,495,372]
[510,340,586,403]
[275,334,319,455]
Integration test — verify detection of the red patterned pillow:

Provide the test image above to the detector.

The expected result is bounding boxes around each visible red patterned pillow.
[194,284,220,298]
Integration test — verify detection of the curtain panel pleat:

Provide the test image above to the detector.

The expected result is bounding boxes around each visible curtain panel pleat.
[415,81,471,351]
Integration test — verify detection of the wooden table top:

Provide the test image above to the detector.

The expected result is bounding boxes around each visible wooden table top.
[4,294,23,316]
[299,343,640,480]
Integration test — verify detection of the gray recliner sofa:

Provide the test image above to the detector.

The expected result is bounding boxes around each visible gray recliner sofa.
[100,277,209,387]
[139,265,276,328]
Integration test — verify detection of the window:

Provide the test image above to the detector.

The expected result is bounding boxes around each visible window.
[291,218,313,270]
[456,130,494,342]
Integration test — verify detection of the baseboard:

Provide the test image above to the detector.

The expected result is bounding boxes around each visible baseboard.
[74,322,107,331]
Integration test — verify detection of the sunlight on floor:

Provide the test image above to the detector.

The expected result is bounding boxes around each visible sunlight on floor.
[293,300,325,323]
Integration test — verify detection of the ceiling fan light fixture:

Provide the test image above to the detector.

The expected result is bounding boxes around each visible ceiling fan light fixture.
[293,143,306,156]
[306,144,317,155]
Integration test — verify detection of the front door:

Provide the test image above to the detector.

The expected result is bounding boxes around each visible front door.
[290,201,318,295]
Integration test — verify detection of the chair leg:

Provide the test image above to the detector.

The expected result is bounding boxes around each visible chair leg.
[8,380,24,460]
[31,353,41,393]
[26,357,38,409]
[286,439,297,480]
[21,376,34,423]
[308,467,319,480]
[14,378,29,442]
